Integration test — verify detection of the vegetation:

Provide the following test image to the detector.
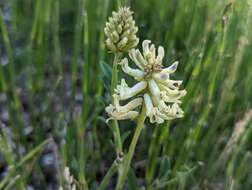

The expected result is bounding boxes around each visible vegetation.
[0,0,252,189]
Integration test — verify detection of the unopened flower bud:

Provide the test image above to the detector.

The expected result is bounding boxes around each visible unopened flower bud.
[104,7,139,53]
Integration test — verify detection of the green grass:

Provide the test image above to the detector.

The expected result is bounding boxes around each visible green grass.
[0,0,252,189]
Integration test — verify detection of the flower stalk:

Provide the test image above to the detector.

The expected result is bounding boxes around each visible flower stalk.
[111,53,123,155]
[105,6,139,156]
[115,105,146,190]
[111,54,120,96]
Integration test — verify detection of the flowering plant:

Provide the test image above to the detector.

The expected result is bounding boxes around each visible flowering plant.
[100,6,186,190]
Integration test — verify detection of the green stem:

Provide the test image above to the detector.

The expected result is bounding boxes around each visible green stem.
[111,54,120,95]
[98,160,119,190]
[116,105,146,190]
[111,53,123,155]
[116,0,123,8]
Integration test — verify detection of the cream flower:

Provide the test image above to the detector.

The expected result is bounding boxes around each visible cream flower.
[106,40,186,123]
[105,94,143,121]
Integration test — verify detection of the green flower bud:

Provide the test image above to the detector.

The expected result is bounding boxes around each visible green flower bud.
[104,7,139,53]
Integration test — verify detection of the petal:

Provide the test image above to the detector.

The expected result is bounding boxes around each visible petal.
[164,103,184,119]
[156,108,171,120]
[142,40,151,57]
[149,93,184,120]
[173,103,184,116]
[105,104,115,114]
[150,44,156,59]
[114,94,143,112]
[117,24,123,34]
[106,39,117,52]
[124,37,139,50]
[163,79,183,90]
[129,49,145,70]
[144,93,165,124]
[153,74,183,90]
[115,78,128,94]
[106,110,140,122]
[117,111,139,120]
[144,93,154,117]
[151,108,165,124]
[111,31,119,43]
[117,37,128,50]
[156,46,165,64]
[152,95,168,111]
[158,83,181,97]
[119,80,147,100]
[148,79,160,97]
[106,94,143,122]
[159,91,181,103]
[112,11,118,18]
[121,29,131,38]
[135,49,148,66]
[161,61,179,74]
[119,58,145,80]
[152,72,170,81]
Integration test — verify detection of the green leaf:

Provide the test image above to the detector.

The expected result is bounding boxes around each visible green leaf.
[100,60,112,92]
[158,156,171,179]
[121,130,132,145]
[0,139,49,189]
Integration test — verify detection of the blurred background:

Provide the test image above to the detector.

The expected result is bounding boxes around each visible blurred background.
[0,0,252,189]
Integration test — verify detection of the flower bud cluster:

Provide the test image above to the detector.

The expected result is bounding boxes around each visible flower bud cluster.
[104,7,139,53]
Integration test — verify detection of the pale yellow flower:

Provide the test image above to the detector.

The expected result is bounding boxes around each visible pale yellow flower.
[106,40,186,124]
[105,93,143,121]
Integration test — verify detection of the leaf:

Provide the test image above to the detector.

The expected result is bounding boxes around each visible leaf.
[100,60,112,92]
[151,162,203,189]
[158,156,171,179]
[0,139,49,189]
[121,130,132,144]
[17,139,49,168]
[97,116,109,125]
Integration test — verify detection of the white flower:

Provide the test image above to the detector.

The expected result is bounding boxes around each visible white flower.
[106,40,186,124]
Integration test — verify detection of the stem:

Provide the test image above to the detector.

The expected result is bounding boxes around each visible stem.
[113,121,123,154]
[98,160,119,190]
[115,105,146,190]
[111,54,119,95]
[111,53,123,155]
[116,0,122,8]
